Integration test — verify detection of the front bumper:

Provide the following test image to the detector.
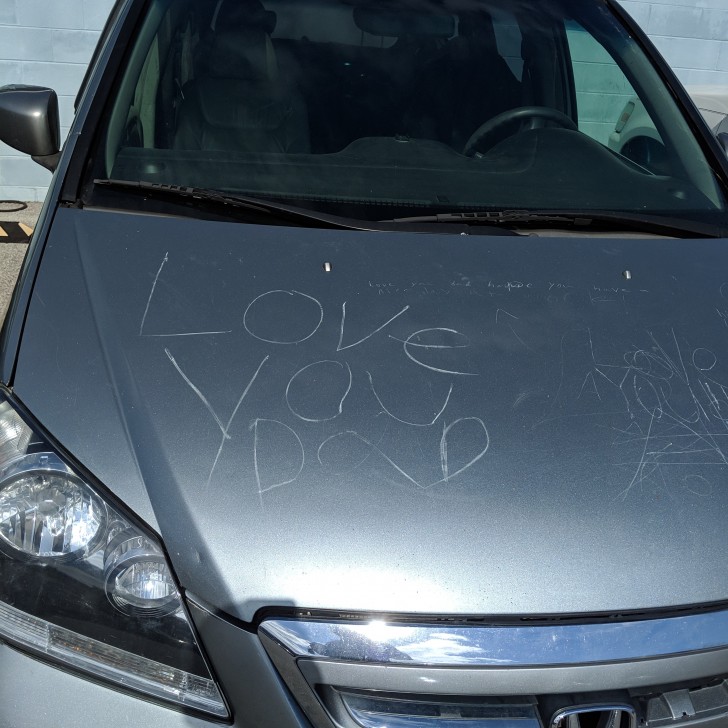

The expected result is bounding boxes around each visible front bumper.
[4,600,728,727]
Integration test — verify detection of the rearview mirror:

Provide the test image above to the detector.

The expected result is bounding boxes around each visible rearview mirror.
[0,85,60,170]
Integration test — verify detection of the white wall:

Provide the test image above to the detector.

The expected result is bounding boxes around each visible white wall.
[0,0,115,201]
[0,0,727,201]
[621,0,728,87]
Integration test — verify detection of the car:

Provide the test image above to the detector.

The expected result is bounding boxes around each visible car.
[2,0,728,726]
[606,97,669,175]
[686,87,728,134]
[607,89,728,175]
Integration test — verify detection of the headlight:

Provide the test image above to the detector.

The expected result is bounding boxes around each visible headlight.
[0,453,105,558]
[103,530,180,616]
[0,392,228,719]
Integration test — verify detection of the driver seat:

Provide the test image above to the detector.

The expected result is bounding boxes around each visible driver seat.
[407,11,521,151]
[174,0,310,154]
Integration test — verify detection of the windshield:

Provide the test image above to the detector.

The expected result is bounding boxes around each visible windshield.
[91,0,727,224]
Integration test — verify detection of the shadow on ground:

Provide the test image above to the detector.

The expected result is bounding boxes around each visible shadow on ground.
[0,201,42,326]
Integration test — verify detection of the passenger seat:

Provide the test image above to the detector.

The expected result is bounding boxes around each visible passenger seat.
[174,0,310,154]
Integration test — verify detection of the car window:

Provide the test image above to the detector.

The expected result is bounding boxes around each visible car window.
[94,0,726,224]
[492,9,523,81]
[567,21,637,144]
[566,21,666,173]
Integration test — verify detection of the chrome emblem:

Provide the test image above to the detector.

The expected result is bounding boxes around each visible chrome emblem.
[550,705,637,728]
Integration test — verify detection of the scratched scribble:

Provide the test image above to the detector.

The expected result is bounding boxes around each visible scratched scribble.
[539,326,728,500]
[148,264,723,508]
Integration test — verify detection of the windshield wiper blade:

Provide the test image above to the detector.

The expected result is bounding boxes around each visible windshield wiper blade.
[388,209,726,237]
[93,179,368,231]
[92,180,523,235]
[393,210,576,224]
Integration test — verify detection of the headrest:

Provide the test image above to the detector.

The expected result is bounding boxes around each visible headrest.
[457,10,497,45]
[201,28,279,82]
[211,0,277,35]
[353,4,454,38]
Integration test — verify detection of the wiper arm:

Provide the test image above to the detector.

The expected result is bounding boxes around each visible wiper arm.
[92,180,523,235]
[388,209,725,238]
[93,179,368,231]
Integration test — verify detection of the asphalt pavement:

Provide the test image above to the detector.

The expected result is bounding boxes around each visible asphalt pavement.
[0,201,42,326]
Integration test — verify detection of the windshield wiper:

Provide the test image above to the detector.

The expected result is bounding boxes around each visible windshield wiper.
[92,180,524,235]
[93,179,371,231]
[387,209,726,238]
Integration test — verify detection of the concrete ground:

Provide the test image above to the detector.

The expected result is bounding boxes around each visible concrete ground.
[0,201,43,326]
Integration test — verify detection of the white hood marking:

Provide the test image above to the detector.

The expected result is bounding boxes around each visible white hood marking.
[139,251,168,336]
[337,302,409,351]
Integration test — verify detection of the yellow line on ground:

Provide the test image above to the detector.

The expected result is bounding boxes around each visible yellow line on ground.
[0,226,7,237]
[19,224,33,236]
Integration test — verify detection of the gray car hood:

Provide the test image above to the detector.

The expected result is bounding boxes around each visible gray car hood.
[13,207,728,621]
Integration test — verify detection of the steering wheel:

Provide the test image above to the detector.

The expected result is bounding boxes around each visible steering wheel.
[463,106,578,157]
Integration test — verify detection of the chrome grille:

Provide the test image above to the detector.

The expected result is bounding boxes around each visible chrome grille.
[550,706,636,728]
[258,608,728,728]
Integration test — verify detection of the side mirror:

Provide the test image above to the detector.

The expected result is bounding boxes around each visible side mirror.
[0,85,61,171]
